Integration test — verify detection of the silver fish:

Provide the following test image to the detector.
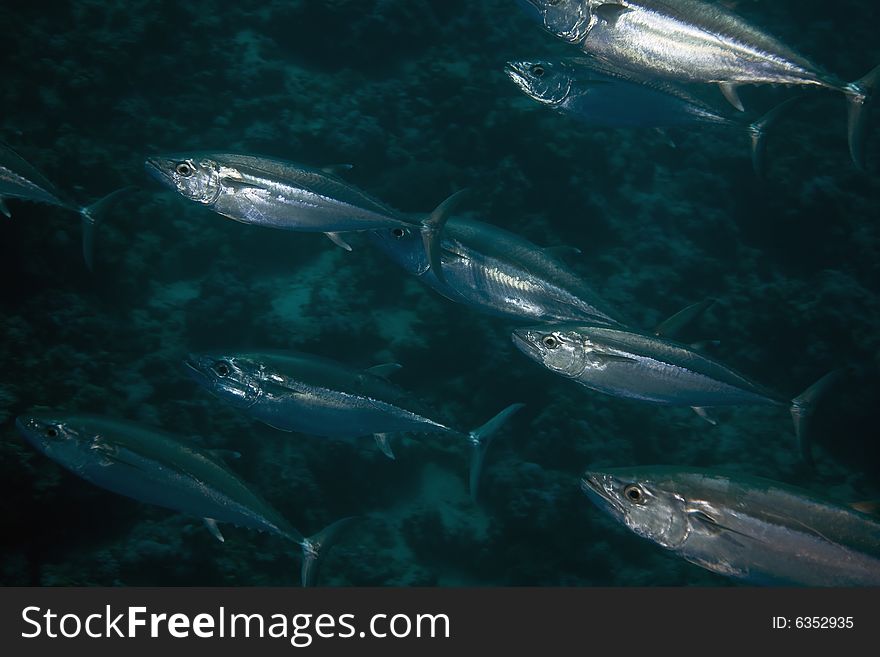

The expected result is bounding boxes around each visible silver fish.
[368,215,627,326]
[1,142,130,269]
[520,0,880,167]
[511,323,837,462]
[144,152,459,268]
[15,412,354,586]
[581,466,880,586]
[185,350,524,500]
[505,58,797,173]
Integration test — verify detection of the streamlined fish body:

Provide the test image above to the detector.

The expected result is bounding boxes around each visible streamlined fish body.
[368,217,626,326]
[185,351,523,499]
[145,152,418,243]
[511,323,836,462]
[520,0,879,166]
[581,467,880,586]
[15,412,353,585]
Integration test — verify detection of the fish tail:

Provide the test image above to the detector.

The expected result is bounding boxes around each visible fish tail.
[420,188,470,286]
[298,516,357,587]
[844,64,880,170]
[747,96,802,177]
[78,186,136,270]
[790,370,843,467]
[466,403,525,502]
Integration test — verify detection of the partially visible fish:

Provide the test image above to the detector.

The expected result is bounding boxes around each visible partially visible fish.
[145,152,460,274]
[368,215,627,326]
[505,58,797,173]
[581,466,880,586]
[1,142,131,269]
[519,0,879,167]
[185,350,524,501]
[511,323,837,463]
[15,412,355,586]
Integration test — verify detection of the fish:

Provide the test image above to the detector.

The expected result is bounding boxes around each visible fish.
[184,350,524,501]
[510,323,837,463]
[518,0,880,167]
[144,152,461,272]
[580,466,880,586]
[15,412,355,586]
[505,58,798,174]
[367,215,627,326]
[1,142,131,269]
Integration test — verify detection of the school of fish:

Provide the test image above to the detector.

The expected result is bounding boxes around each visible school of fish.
[6,0,879,586]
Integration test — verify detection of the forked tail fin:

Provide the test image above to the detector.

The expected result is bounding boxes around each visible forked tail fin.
[299,516,358,587]
[419,189,470,286]
[790,370,842,466]
[79,186,135,270]
[748,96,801,177]
[467,403,525,502]
[845,64,880,170]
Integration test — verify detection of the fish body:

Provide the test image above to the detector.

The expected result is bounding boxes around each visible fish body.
[511,323,836,462]
[512,323,782,406]
[506,58,739,129]
[368,217,626,326]
[16,413,298,539]
[15,412,353,585]
[520,0,879,166]
[582,467,880,586]
[185,351,524,499]
[144,152,416,235]
[186,351,457,439]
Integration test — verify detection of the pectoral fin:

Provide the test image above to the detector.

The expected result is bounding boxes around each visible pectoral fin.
[374,433,395,459]
[203,518,225,543]
[719,82,745,112]
[594,3,632,25]
[691,407,718,426]
[324,232,353,251]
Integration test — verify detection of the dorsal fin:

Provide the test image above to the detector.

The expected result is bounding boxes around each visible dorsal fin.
[320,164,354,177]
[850,501,880,516]
[365,363,402,380]
[654,298,716,339]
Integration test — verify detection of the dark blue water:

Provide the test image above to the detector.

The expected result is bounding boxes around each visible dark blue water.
[0,1,878,586]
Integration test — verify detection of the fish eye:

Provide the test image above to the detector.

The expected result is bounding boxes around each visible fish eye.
[541,335,559,349]
[530,65,546,78]
[44,426,58,438]
[623,484,645,504]
[175,162,194,177]
[213,361,231,377]
[391,228,408,239]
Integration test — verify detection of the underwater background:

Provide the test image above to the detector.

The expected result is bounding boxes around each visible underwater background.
[1,0,878,586]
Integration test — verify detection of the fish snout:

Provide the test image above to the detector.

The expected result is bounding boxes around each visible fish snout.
[511,328,542,359]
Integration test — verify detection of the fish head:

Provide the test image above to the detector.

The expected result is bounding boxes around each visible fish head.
[144,154,222,205]
[366,224,429,275]
[505,60,572,106]
[184,353,263,408]
[581,469,691,549]
[520,0,592,43]
[15,414,98,469]
[511,325,590,378]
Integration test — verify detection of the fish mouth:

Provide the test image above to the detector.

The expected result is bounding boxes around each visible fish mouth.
[183,354,210,384]
[511,329,541,359]
[143,156,173,186]
[580,472,626,518]
[504,62,534,93]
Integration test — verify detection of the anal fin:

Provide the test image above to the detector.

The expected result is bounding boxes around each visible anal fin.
[374,433,395,459]
[203,518,225,543]
[325,232,353,251]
